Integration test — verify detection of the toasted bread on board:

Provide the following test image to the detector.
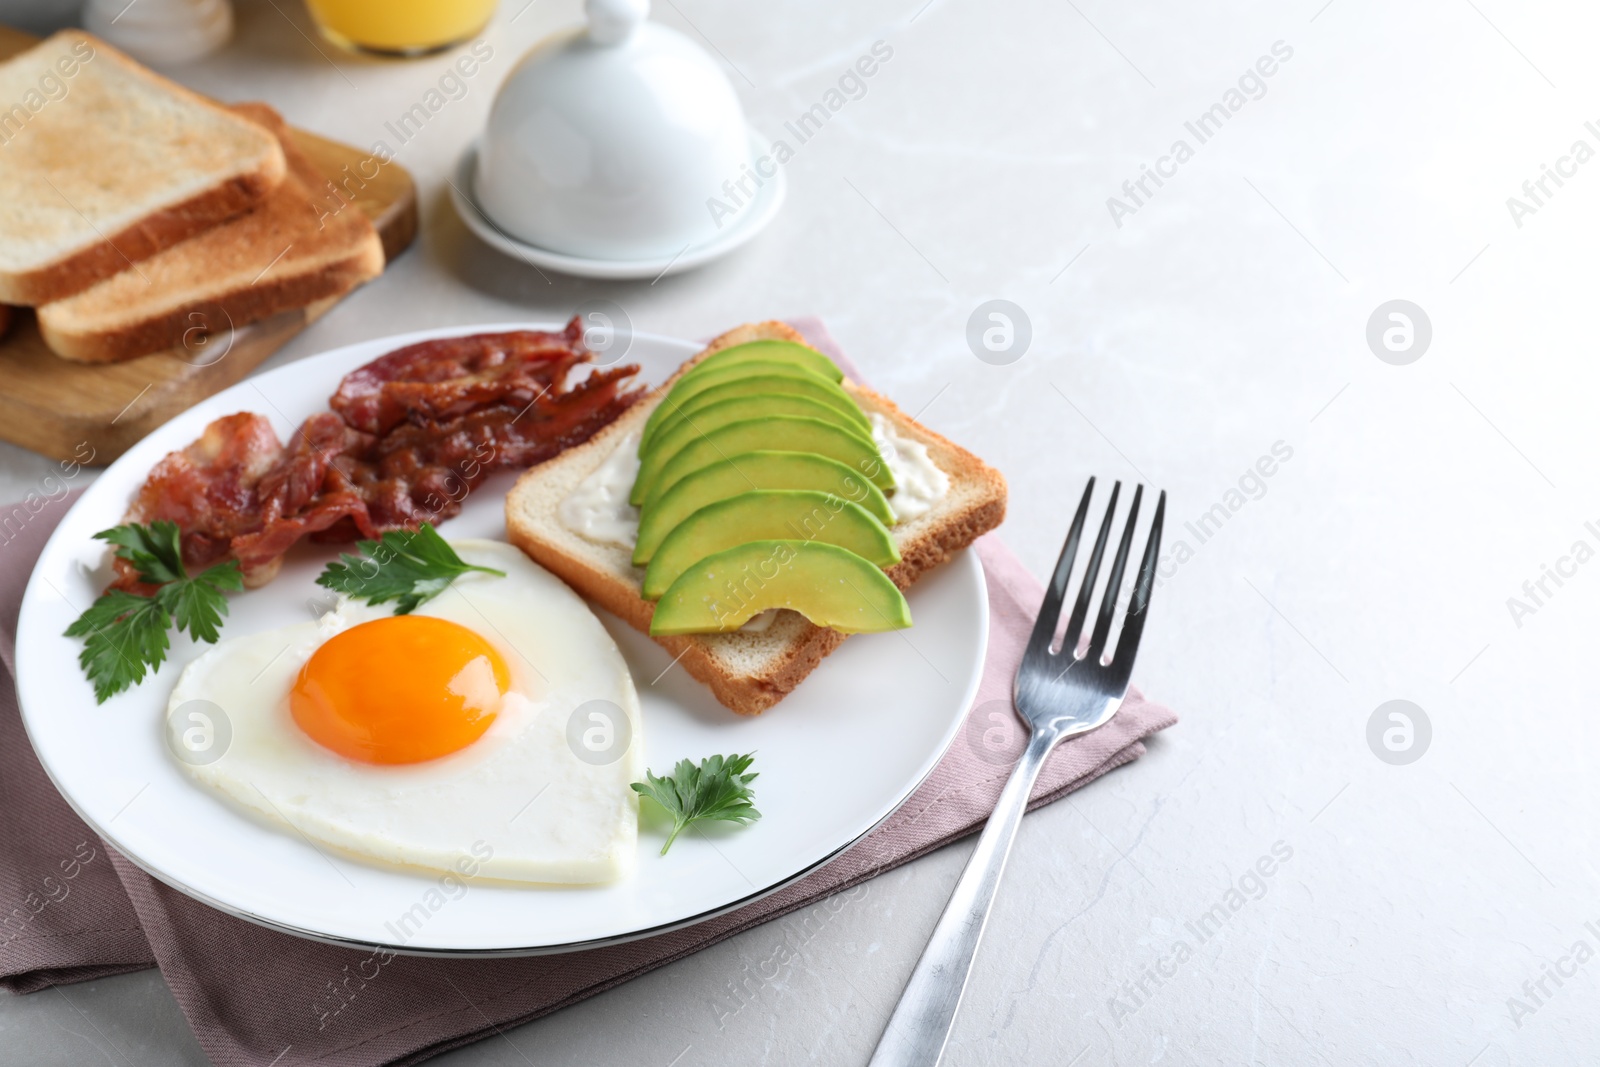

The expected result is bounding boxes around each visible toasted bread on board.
[0,31,286,306]
[37,103,383,364]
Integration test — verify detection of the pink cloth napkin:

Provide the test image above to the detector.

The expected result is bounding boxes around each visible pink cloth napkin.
[0,322,1177,1066]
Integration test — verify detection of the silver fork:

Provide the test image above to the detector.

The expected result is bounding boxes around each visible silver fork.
[868,477,1165,1067]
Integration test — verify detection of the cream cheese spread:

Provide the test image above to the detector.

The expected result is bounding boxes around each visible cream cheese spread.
[869,413,950,523]
[556,432,641,550]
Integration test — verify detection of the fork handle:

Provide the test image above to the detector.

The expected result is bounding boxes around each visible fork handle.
[868,728,1058,1067]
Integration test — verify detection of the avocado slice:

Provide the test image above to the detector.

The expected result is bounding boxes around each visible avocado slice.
[638,416,894,510]
[639,361,838,443]
[649,540,912,635]
[692,340,842,383]
[641,374,868,453]
[634,395,867,504]
[642,490,899,599]
[632,451,895,564]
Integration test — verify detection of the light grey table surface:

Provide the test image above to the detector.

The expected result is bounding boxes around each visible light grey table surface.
[3,0,1596,1063]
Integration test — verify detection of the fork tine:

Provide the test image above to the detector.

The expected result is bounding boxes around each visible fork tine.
[1087,484,1144,660]
[1024,478,1095,659]
[1059,481,1121,657]
[1109,489,1166,671]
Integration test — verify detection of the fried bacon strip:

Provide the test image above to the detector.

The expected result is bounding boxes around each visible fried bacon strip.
[330,320,589,435]
[326,320,639,530]
[117,413,284,591]
[332,361,642,531]
[112,318,641,590]
[228,413,377,585]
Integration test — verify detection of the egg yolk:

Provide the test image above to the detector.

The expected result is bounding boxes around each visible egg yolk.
[290,615,510,764]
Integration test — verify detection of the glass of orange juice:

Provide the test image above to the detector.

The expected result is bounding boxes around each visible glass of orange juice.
[304,0,498,57]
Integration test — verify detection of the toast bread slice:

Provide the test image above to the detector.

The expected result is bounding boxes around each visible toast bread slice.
[36,103,384,364]
[506,322,1007,715]
[0,31,287,306]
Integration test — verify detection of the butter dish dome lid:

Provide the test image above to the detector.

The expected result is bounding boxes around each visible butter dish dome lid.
[473,0,761,262]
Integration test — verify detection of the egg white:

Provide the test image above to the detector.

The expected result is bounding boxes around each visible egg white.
[165,539,643,885]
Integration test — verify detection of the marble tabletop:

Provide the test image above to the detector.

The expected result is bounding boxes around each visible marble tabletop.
[4,0,1597,1063]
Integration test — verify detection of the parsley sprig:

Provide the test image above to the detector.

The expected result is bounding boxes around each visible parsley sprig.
[632,753,761,855]
[65,522,243,703]
[315,524,504,615]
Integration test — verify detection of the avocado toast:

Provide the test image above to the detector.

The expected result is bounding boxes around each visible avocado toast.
[505,321,1007,715]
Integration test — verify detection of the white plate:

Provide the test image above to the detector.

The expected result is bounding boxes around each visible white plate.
[15,324,987,956]
[450,135,786,281]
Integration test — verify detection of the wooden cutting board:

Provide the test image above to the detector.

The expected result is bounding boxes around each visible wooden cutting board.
[0,25,418,465]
